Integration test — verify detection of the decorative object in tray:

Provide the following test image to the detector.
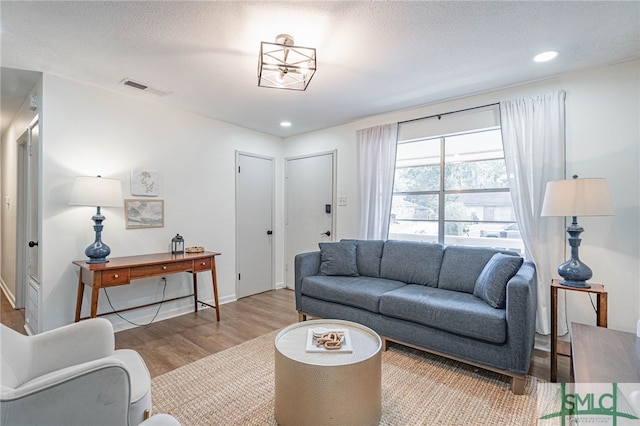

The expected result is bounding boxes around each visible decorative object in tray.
[305,327,353,353]
[185,246,205,253]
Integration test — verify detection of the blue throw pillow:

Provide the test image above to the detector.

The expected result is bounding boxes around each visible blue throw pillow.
[318,241,359,277]
[473,253,524,308]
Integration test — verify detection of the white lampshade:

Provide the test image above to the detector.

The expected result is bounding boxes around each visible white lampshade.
[541,177,614,217]
[69,176,123,207]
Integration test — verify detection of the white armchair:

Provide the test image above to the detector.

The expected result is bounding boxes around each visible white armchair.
[0,318,157,426]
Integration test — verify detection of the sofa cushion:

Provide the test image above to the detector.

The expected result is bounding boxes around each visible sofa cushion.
[379,241,444,286]
[318,241,359,277]
[379,285,507,343]
[438,246,520,294]
[342,239,385,277]
[473,253,524,308]
[301,275,405,313]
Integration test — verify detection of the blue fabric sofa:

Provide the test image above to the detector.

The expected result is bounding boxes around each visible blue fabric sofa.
[294,239,537,394]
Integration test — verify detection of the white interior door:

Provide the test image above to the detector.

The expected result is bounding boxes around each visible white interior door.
[285,151,335,288]
[17,118,41,333]
[236,152,274,299]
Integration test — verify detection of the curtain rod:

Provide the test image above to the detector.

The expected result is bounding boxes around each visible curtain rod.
[398,102,500,125]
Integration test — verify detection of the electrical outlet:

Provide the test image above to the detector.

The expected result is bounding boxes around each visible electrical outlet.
[338,196,347,206]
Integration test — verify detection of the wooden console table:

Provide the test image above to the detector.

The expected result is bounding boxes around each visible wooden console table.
[550,279,607,382]
[73,251,221,322]
[571,322,640,383]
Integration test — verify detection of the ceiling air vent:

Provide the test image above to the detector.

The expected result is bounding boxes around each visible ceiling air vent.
[123,80,147,90]
[119,78,172,97]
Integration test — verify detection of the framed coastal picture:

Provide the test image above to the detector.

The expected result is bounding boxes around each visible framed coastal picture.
[125,199,164,229]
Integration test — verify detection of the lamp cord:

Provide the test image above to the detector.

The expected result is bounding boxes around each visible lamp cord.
[588,293,597,314]
[102,280,167,327]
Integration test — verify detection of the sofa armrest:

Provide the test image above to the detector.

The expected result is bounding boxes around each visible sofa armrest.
[294,251,321,310]
[505,260,537,371]
[1,358,131,426]
[2,318,116,386]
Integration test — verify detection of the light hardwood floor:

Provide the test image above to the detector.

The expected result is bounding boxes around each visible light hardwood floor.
[0,288,570,381]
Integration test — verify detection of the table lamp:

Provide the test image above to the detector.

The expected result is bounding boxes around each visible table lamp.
[69,176,123,263]
[541,175,614,288]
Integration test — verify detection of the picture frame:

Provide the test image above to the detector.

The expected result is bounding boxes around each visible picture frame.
[125,199,164,229]
[130,168,160,197]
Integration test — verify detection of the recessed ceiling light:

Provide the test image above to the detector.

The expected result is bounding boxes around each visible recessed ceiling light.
[280,121,292,127]
[534,51,558,63]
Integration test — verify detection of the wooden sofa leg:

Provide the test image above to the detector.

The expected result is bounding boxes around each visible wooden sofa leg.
[511,376,525,395]
[298,312,307,322]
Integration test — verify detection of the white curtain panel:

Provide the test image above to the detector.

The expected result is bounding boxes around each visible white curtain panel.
[356,123,398,240]
[500,90,568,336]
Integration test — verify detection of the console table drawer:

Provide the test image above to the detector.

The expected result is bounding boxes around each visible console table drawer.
[193,257,212,272]
[130,260,193,278]
[102,268,131,286]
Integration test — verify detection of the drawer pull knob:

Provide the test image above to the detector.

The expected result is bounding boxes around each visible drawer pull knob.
[201,262,206,266]
[162,266,167,270]
[114,274,119,278]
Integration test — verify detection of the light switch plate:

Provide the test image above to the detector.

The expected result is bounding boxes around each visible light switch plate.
[338,196,347,206]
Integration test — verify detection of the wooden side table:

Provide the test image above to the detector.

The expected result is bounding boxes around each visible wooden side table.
[550,279,607,382]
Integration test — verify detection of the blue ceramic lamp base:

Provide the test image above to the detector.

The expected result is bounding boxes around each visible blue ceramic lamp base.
[85,207,111,264]
[557,220,591,289]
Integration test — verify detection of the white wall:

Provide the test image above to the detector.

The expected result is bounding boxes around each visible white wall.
[40,74,285,331]
[5,61,638,335]
[284,60,640,334]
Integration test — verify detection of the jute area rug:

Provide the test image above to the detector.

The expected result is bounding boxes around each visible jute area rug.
[152,331,544,425]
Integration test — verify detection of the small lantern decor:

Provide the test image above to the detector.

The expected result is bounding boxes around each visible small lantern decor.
[171,234,184,255]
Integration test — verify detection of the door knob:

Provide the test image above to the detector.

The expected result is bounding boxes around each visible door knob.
[321,231,331,237]
[28,241,38,247]
[267,230,273,235]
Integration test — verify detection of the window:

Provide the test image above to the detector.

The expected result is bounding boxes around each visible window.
[389,106,523,253]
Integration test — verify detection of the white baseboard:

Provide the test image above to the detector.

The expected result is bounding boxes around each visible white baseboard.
[111,294,237,333]
[0,278,16,308]
[534,331,570,353]
[275,281,286,290]
[534,333,550,352]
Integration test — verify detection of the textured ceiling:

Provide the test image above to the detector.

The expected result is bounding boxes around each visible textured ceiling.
[2,1,639,138]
